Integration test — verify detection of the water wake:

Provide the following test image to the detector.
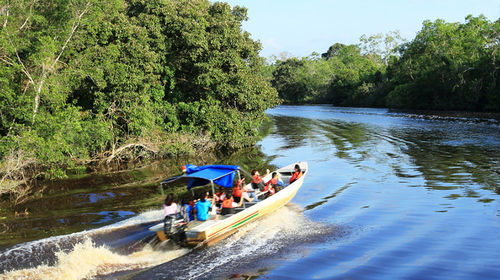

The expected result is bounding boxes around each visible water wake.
[0,209,176,279]
[0,205,335,280]
[1,238,188,280]
[130,204,337,280]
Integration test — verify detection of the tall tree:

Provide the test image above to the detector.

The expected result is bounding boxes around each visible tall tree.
[387,15,500,111]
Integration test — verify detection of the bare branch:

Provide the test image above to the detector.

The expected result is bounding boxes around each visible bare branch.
[13,47,35,85]
[51,1,91,69]
[105,143,159,163]
[0,55,14,66]
[19,1,37,30]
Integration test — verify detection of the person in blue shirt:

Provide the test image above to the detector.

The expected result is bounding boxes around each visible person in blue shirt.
[194,194,213,221]
[180,198,195,222]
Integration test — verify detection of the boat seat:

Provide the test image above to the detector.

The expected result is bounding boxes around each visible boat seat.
[243,202,258,207]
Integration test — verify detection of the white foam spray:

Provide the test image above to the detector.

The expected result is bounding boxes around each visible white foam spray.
[0,205,333,280]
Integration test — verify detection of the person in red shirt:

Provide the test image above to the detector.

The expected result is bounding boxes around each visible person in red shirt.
[251,169,269,190]
[214,187,226,208]
[232,179,244,203]
[289,164,303,184]
[264,172,283,197]
[220,193,243,215]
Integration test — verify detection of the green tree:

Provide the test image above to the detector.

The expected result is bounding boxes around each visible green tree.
[271,58,306,103]
[359,30,406,65]
[0,0,279,197]
[387,15,499,111]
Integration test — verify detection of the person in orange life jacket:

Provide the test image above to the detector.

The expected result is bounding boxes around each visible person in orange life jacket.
[265,172,283,195]
[214,187,226,208]
[221,193,243,215]
[251,169,270,190]
[232,178,245,203]
[232,178,258,203]
[289,164,303,184]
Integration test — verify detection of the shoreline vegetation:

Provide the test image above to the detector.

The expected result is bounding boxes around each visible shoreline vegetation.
[0,1,498,206]
[0,0,279,204]
[266,16,499,112]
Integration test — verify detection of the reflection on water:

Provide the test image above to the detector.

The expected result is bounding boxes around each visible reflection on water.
[1,105,499,279]
[270,106,500,200]
[254,105,500,280]
[0,147,278,251]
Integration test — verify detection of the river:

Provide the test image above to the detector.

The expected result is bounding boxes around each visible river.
[1,105,499,279]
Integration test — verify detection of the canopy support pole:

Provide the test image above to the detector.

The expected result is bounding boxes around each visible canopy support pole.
[237,170,245,208]
[210,181,215,198]
[210,181,216,216]
[159,184,164,196]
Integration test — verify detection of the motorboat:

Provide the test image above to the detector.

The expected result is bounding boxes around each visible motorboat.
[149,162,308,246]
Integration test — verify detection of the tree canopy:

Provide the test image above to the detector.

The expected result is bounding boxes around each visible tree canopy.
[270,15,499,111]
[0,0,278,193]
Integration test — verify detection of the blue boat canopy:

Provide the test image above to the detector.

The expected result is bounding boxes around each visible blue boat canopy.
[160,164,240,189]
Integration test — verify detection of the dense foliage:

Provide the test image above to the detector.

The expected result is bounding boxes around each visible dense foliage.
[387,16,499,110]
[270,16,499,111]
[0,0,278,194]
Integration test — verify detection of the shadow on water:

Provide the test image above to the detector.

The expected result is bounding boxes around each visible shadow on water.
[0,144,280,252]
[389,128,500,198]
[315,119,371,162]
[304,182,356,210]
[271,115,318,150]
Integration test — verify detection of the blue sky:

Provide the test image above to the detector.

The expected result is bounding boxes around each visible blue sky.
[221,0,500,58]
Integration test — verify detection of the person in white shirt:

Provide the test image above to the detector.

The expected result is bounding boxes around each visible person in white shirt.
[243,179,259,202]
[163,194,178,217]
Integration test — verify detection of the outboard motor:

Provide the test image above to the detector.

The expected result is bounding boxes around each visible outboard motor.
[163,214,187,243]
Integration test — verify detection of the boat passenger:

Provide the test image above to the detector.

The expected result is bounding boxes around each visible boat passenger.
[232,179,244,203]
[194,194,213,221]
[289,164,303,184]
[243,179,258,202]
[180,198,194,222]
[215,187,226,208]
[251,169,270,190]
[163,194,178,217]
[221,193,243,215]
[265,172,283,195]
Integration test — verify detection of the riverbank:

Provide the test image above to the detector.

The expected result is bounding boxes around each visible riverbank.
[0,0,279,207]
[0,141,274,249]
[1,105,499,279]
[0,132,216,206]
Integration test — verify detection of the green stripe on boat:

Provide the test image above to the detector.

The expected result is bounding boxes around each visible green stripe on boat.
[231,213,259,228]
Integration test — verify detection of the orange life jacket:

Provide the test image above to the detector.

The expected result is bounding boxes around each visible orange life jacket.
[290,171,303,183]
[265,178,278,192]
[252,175,262,184]
[215,192,224,202]
[232,186,243,197]
[222,198,234,208]
[269,187,276,195]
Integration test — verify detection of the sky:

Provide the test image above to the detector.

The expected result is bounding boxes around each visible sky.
[221,0,500,58]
